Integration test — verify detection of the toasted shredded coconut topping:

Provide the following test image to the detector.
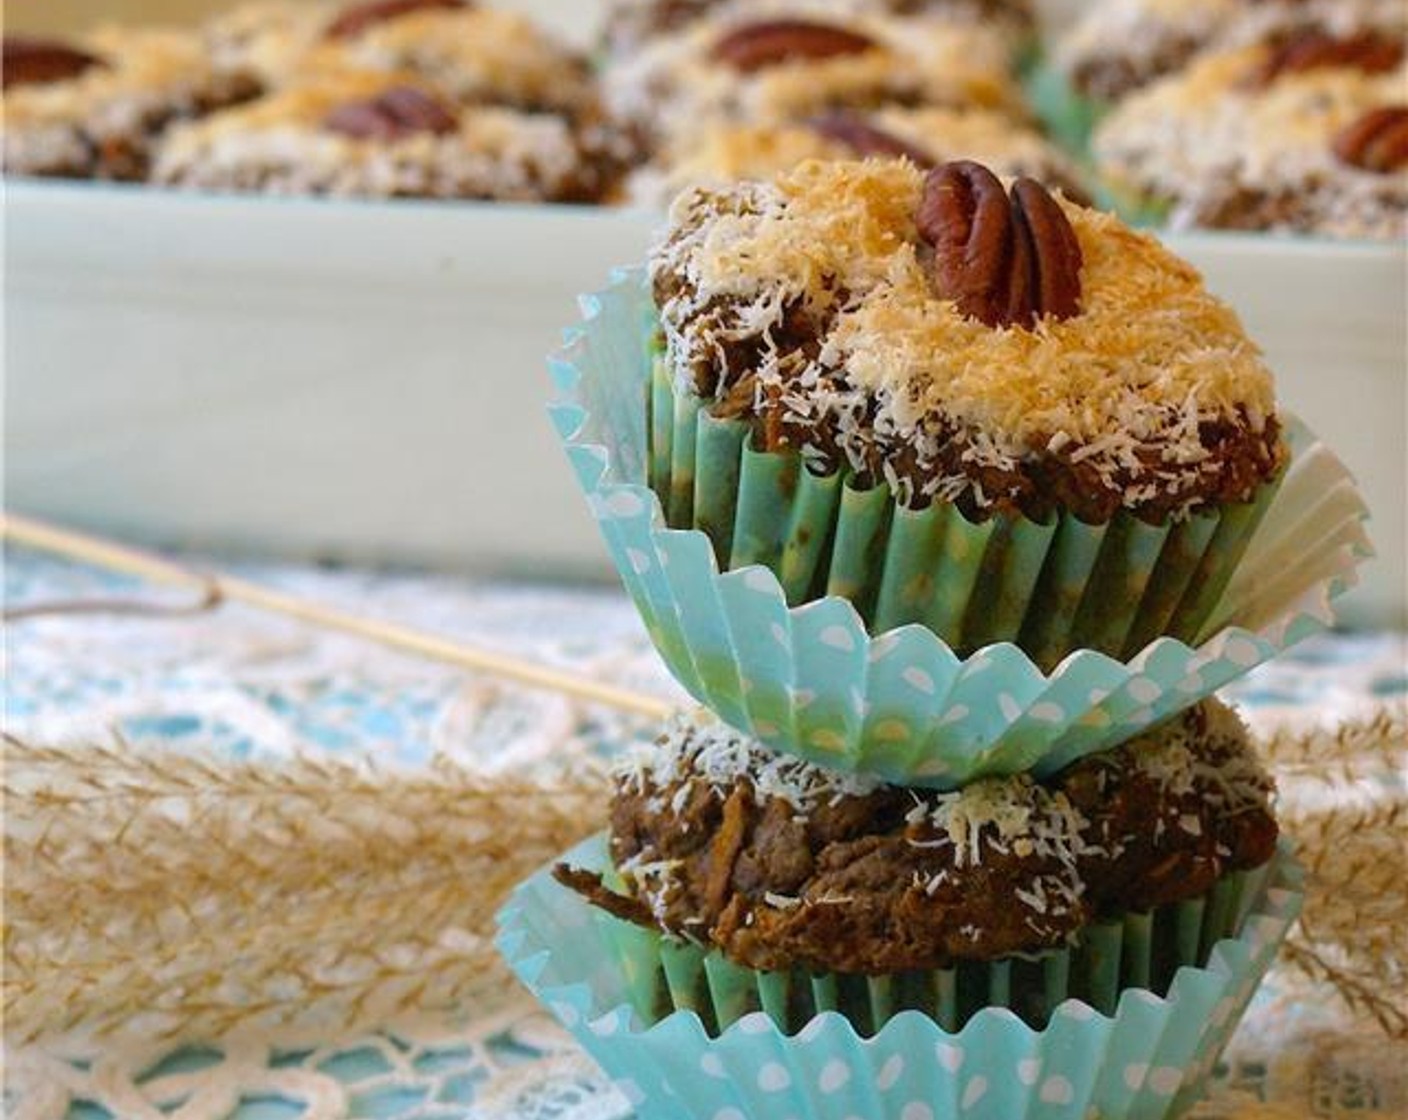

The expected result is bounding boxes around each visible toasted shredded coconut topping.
[651,159,1281,517]
[618,710,882,813]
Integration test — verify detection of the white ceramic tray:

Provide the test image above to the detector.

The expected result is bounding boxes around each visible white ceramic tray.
[5,180,1403,625]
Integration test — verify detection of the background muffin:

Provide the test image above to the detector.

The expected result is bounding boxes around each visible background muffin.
[154,67,619,202]
[600,0,1035,58]
[1092,32,1407,237]
[3,25,261,180]
[603,12,1024,153]
[1054,0,1401,104]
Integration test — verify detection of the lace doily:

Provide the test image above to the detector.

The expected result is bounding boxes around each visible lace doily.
[4,550,1405,1120]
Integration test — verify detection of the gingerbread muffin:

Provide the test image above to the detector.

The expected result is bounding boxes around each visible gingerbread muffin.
[1092,30,1408,237]
[2,26,261,181]
[625,105,1089,209]
[153,68,618,203]
[647,158,1286,662]
[603,13,1024,152]
[556,700,1277,1026]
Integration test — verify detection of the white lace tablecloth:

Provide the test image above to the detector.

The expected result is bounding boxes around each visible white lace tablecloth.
[4,548,1406,1120]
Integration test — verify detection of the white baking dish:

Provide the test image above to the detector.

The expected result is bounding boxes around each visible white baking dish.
[4,180,1403,626]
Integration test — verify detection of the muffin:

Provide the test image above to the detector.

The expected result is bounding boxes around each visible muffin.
[1092,31,1408,237]
[603,12,1025,152]
[600,0,1035,58]
[501,703,1301,1119]
[646,157,1287,665]
[2,27,261,181]
[1044,0,1405,149]
[625,105,1090,209]
[1058,0,1404,103]
[153,68,619,203]
[558,700,1278,1016]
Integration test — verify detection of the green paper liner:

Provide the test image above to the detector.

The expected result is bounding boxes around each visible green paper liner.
[593,859,1273,1039]
[649,357,1283,670]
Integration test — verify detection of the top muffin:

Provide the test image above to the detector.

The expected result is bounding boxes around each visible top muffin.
[652,158,1285,523]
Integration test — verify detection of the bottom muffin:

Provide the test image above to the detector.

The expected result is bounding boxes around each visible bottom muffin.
[500,834,1301,1120]
[557,701,1277,1016]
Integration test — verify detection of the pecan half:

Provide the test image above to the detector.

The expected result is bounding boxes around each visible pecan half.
[808,111,934,167]
[1333,105,1408,172]
[325,0,468,39]
[324,85,458,140]
[917,161,1083,330]
[711,19,878,73]
[1246,29,1404,87]
[3,36,105,90]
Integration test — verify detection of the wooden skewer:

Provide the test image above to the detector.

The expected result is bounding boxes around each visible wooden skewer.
[2,512,677,721]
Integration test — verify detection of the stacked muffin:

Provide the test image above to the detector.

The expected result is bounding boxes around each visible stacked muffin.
[494,152,1372,1118]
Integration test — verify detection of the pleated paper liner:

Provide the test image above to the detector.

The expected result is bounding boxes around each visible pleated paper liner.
[648,353,1280,669]
[549,270,1371,789]
[497,834,1304,1120]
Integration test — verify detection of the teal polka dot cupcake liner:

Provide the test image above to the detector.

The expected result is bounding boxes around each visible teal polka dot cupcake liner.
[496,834,1304,1120]
[548,270,1371,789]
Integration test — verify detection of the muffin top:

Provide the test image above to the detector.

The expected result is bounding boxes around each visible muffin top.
[604,13,1022,146]
[652,158,1283,521]
[557,700,1278,973]
[626,106,1088,208]
[1093,32,1408,238]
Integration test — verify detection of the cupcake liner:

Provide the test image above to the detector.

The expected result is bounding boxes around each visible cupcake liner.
[593,844,1271,1037]
[497,834,1304,1120]
[647,354,1283,667]
[549,270,1371,788]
